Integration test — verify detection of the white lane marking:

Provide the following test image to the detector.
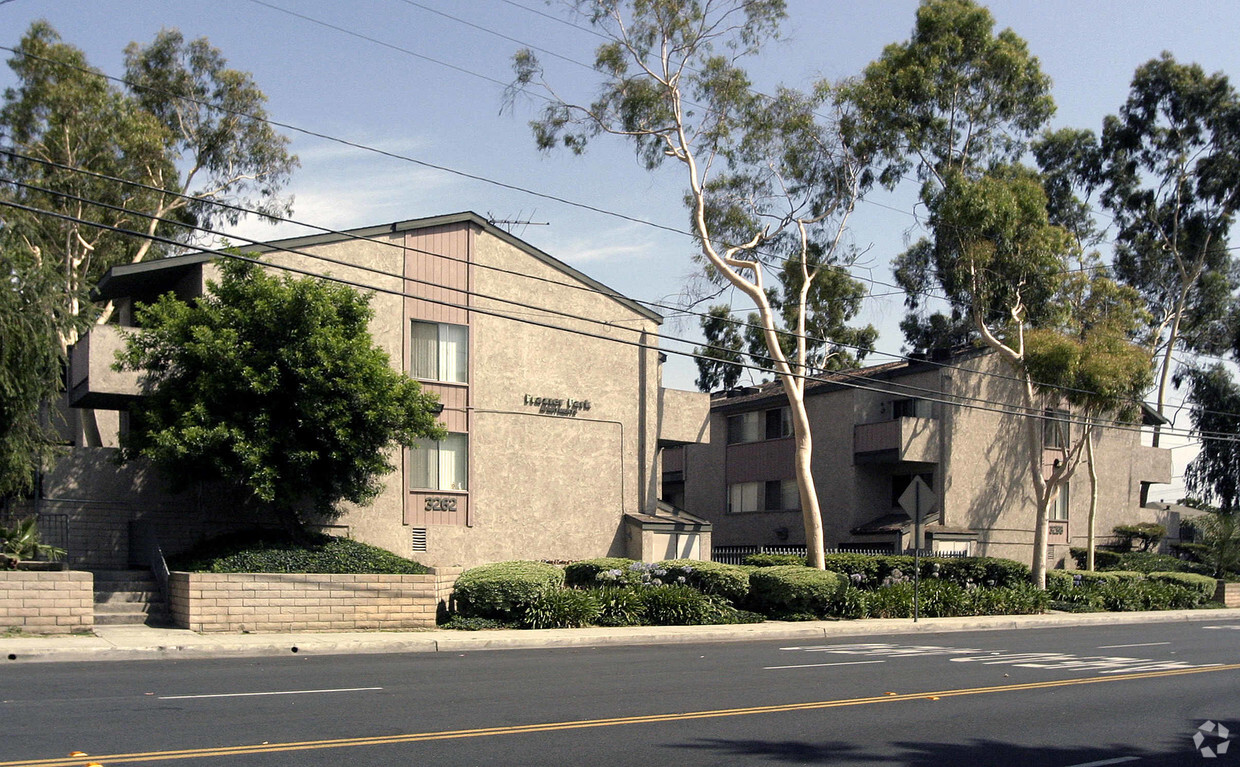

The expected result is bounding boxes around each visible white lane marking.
[764,660,887,670]
[159,686,382,700]
[1204,625,1240,630]
[1063,757,1140,767]
[1096,642,1171,649]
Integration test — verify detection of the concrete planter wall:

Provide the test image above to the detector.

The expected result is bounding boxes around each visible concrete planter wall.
[168,567,463,632]
[0,570,93,634]
[1215,581,1240,608]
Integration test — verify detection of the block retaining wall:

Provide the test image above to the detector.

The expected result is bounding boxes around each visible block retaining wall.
[168,567,463,632]
[1215,581,1240,608]
[0,571,94,634]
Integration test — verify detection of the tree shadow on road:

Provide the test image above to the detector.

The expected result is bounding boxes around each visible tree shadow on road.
[670,736,1199,766]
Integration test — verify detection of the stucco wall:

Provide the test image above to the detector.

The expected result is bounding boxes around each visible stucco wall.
[0,571,93,634]
[167,567,461,632]
[679,353,1176,570]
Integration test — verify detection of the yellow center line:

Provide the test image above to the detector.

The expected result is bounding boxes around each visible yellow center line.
[5,662,1239,767]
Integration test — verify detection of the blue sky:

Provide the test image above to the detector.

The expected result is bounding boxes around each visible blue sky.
[5,0,1238,501]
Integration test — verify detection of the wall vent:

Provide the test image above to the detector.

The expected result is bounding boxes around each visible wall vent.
[411,527,428,553]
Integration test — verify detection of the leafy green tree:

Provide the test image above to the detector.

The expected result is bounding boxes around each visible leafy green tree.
[116,259,445,535]
[845,0,1150,587]
[0,22,297,445]
[0,228,77,496]
[510,0,870,568]
[694,305,745,392]
[1095,54,1240,443]
[694,254,877,392]
[1180,364,1240,513]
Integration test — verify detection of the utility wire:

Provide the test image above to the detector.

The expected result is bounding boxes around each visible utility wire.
[10,147,1240,423]
[6,194,1237,447]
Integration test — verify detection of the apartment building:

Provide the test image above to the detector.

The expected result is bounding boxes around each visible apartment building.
[53,212,710,569]
[664,350,1174,567]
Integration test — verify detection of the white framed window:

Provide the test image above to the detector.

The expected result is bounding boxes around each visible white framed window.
[1050,482,1069,521]
[411,321,468,383]
[411,433,468,491]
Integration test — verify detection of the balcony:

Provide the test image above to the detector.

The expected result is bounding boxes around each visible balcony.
[68,325,143,409]
[853,417,940,465]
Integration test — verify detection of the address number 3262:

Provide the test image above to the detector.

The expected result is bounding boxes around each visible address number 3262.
[425,497,458,512]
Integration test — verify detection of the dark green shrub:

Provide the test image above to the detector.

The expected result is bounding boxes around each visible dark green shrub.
[639,585,731,625]
[1147,572,1218,600]
[744,553,806,567]
[1070,547,1122,570]
[520,587,602,629]
[594,585,647,626]
[828,586,869,619]
[970,584,1049,615]
[171,530,431,574]
[1105,570,1147,583]
[748,566,846,618]
[819,554,883,587]
[658,559,750,603]
[1113,523,1166,552]
[1110,551,1211,575]
[453,561,565,620]
[1106,579,1203,611]
[867,582,915,618]
[441,616,513,631]
[915,580,972,617]
[564,558,637,587]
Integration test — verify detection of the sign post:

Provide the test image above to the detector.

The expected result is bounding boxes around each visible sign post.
[898,476,937,623]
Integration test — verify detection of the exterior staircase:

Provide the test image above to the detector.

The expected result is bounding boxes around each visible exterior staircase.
[92,570,170,627]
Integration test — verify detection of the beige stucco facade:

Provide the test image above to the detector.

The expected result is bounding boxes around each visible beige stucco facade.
[53,212,710,570]
[670,351,1174,569]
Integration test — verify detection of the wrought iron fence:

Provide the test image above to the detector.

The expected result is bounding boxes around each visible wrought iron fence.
[711,544,966,565]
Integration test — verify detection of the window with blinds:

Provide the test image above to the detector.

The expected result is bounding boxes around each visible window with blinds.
[410,433,469,491]
[411,321,468,383]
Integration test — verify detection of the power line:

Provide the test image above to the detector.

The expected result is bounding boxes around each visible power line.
[11,147,1240,424]
[7,194,1238,448]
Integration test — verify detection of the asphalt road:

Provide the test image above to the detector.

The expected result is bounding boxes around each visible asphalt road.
[3,618,1240,766]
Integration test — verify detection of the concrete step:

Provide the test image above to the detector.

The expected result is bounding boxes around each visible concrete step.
[90,570,170,627]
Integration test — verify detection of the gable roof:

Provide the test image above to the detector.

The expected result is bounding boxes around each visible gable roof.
[94,211,663,324]
[244,211,662,324]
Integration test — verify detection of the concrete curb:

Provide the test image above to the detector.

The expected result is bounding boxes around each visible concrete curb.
[3,608,1236,664]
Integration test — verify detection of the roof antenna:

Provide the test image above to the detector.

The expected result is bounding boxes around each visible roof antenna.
[486,209,549,237]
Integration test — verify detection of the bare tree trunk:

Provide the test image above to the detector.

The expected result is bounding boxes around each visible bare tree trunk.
[1086,429,1098,572]
[787,389,825,569]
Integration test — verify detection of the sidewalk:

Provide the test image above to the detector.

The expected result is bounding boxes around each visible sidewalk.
[3,608,1237,664]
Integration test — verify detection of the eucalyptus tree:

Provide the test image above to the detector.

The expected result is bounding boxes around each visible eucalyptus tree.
[0,23,297,445]
[509,0,872,568]
[693,253,877,392]
[844,0,1150,586]
[1096,54,1240,444]
[0,230,74,496]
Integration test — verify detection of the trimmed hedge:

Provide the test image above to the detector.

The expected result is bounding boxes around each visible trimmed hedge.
[744,553,806,567]
[453,561,565,621]
[1147,571,1218,600]
[658,559,750,604]
[171,530,431,574]
[564,558,638,587]
[748,566,845,618]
